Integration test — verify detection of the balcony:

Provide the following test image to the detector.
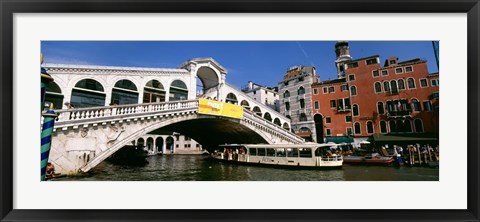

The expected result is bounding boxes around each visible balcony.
[337,107,351,113]
[387,110,412,118]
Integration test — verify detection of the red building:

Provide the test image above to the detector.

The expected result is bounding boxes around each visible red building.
[311,42,439,146]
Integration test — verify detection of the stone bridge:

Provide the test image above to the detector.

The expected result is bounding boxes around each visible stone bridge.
[50,99,304,175]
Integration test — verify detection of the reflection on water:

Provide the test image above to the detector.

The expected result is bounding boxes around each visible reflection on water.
[55,155,439,181]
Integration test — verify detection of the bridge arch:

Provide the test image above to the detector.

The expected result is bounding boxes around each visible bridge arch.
[169,79,188,101]
[71,78,106,108]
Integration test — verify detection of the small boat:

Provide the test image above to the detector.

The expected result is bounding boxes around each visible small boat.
[211,143,343,169]
[363,153,394,164]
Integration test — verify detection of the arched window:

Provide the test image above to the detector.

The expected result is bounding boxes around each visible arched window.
[283,90,290,98]
[241,100,250,109]
[374,82,382,93]
[380,121,387,133]
[407,78,416,89]
[263,112,272,121]
[300,99,305,108]
[112,79,138,105]
[273,118,281,126]
[404,119,413,133]
[285,102,290,111]
[353,104,359,116]
[383,81,390,92]
[297,87,305,95]
[282,123,290,130]
[71,79,106,108]
[45,82,64,109]
[253,106,262,116]
[144,80,165,103]
[169,80,188,101]
[398,79,405,90]
[350,86,357,96]
[354,122,361,134]
[390,80,398,94]
[225,93,238,104]
[414,119,424,132]
[366,121,374,134]
[377,102,385,115]
[411,99,421,112]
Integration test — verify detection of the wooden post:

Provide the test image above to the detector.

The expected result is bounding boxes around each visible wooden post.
[408,146,413,166]
[417,146,422,165]
[428,145,433,161]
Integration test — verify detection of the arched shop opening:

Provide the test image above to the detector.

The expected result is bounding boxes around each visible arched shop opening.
[166,136,175,153]
[70,79,106,108]
[156,137,164,153]
[111,79,138,105]
[44,82,63,110]
[240,100,250,110]
[143,80,165,103]
[225,93,238,104]
[169,80,188,101]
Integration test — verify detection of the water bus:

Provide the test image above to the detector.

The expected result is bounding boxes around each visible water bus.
[212,143,343,169]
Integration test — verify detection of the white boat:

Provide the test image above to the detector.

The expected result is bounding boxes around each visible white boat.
[212,143,343,169]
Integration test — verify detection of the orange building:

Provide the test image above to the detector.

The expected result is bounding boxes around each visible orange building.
[311,42,439,146]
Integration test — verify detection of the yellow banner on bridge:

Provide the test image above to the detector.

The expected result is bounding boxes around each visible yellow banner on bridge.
[198,99,243,119]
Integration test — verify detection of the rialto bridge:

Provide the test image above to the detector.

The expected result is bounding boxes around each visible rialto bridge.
[43,58,304,175]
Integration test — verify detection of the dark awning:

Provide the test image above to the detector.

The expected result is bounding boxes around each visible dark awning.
[372,134,438,142]
[326,136,354,144]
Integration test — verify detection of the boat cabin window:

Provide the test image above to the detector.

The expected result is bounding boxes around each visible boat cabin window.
[276,148,286,157]
[249,148,257,156]
[299,148,312,158]
[286,148,298,158]
[266,148,276,157]
[257,148,266,156]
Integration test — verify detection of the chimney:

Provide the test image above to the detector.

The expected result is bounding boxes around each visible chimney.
[248,81,253,90]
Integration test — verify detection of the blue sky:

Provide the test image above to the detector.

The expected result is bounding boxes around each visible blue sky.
[41,41,439,89]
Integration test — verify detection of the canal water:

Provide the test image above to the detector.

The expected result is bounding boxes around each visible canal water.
[55,155,439,181]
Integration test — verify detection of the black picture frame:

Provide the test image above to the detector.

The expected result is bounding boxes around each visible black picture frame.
[1,0,479,221]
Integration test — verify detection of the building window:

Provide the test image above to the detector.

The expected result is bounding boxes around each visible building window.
[283,90,290,98]
[353,104,359,116]
[298,87,305,95]
[298,77,304,82]
[341,84,348,91]
[395,67,403,74]
[346,128,353,136]
[326,128,332,136]
[423,101,432,111]
[432,92,439,99]
[330,100,336,108]
[390,80,398,94]
[345,116,352,123]
[374,82,382,93]
[377,102,385,115]
[354,122,361,134]
[253,90,256,95]
[313,88,318,95]
[366,58,378,65]
[325,117,331,124]
[348,74,355,81]
[350,86,357,96]
[381,70,388,76]
[329,86,335,93]
[299,113,307,122]
[431,79,439,86]
[323,87,328,94]
[390,60,396,65]
[420,79,428,88]
[414,119,424,132]
[380,121,387,134]
[285,102,290,111]
[366,121,374,134]
[411,99,421,112]
[337,98,351,110]
[284,81,289,86]
[314,101,319,109]
[398,79,405,90]
[372,70,379,77]
[407,78,416,89]
[347,62,358,68]
[300,99,305,109]
[405,66,413,72]
[383,81,390,92]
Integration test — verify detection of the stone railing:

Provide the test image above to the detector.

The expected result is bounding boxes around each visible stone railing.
[243,108,304,144]
[52,100,199,128]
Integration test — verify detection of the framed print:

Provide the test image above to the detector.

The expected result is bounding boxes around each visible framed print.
[1,0,479,221]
